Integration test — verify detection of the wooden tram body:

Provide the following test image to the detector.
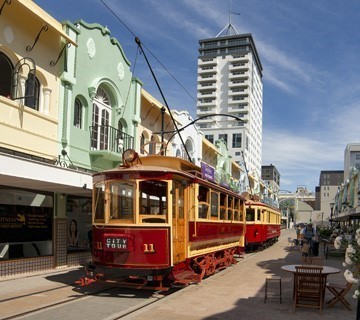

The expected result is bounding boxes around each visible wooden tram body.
[245,200,281,251]
[80,151,246,288]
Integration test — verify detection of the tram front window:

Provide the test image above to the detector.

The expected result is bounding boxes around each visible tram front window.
[246,208,255,221]
[94,182,105,221]
[139,180,167,223]
[109,181,135,223]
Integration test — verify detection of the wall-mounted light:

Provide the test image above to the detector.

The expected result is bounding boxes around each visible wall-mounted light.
[83,184,87,189]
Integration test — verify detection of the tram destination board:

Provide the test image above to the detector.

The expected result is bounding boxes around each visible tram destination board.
[104,234,134,251]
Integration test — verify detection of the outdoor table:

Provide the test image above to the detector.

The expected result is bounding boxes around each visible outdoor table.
[281,264,341,300]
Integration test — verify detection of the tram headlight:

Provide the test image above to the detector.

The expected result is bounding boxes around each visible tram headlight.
[123,149,139,165]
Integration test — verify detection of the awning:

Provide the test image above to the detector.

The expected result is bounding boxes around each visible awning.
[16,0,77,46]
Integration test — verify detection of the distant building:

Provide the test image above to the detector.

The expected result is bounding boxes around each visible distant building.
[195,30,263,181]
[344,143,360,181]
[314,170,344,225]
[261,164,280,191]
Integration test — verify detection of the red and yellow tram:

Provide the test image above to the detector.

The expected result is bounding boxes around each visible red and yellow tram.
[80,150,246,288]
[245,200,281,251]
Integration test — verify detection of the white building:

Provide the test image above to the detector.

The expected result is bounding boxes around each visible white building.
[344,143,360,181]
[195,31,263,179]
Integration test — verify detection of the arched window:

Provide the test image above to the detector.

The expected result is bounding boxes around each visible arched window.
[91,87,111,150]
[74,98,83,129]
[0,52,13,98]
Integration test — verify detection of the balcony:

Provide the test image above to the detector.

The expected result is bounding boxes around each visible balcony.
[89,125,134,161]
[198,58,217,67]
[197,91,216,99]
[229,64,248,72]
[228,88,249,96]
[228,71,249,80]
[228,96,249,105]
[197,75,216,83]
[229,81,248,89]
[198,67,217,75]
[197,82,217,91]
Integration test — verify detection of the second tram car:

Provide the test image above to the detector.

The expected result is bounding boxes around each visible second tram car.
[245,200,281,251]
[80,150,246,288]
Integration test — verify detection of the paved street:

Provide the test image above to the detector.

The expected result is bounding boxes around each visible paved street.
[0,229,357,320]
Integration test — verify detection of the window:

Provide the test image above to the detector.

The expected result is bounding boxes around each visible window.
[91,87,111,150]
[219,134,228,146]
[232,133,242,148]
[140,133,145,154]
[139,180,167,223]
[74,98,83,128]
[198,185,209,219]
[93,182,105,221]
[0,52,13,98]
[109,181,135,223]
[205,135,214,144]
[246,207,255,221]
[149,135,155,154]
[210,191,219,219]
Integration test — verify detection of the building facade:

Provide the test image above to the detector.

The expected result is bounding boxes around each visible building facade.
[0,2,141,277]
[333,143,360,226]
[314,170,343,225]
[195,33,263,180]
[0,0,93,276]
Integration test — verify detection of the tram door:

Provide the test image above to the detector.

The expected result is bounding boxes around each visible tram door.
[172,180,186,264]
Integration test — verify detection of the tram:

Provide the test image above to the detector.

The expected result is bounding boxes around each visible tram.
[245,200,281,251]
[78,149,246,289]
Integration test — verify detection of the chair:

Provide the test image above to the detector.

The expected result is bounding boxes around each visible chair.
[301,256,324,265]
[294,265,323,311]
[326,281,353,310]
[264,275,282,303]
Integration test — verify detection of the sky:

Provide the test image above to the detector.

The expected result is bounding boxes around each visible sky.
[35,0,360,193]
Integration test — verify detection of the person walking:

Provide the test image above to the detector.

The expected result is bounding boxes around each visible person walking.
[301,223,318,256]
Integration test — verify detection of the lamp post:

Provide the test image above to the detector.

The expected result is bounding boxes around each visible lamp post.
[321,212,324,225]
[329,202,334,228]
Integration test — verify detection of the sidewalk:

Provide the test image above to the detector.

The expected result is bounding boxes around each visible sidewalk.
[0,229,357,320]
[123,229,357,320]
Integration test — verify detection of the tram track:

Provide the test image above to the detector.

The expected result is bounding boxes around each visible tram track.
[0,283,118,320]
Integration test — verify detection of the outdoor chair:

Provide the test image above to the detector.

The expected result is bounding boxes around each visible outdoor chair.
[326,281,353,310]
[294,265,323,311]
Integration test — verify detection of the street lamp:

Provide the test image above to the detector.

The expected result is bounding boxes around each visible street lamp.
[321,212,324,225]
[329,203,335,228]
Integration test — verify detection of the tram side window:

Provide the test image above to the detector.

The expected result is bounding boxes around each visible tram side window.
[94,182,105,221]
[246,208,255,221]
[198,185,209,219]
[257,209,261,221]
[139,180,167,223]
[210,191,219,219]
[227,196,234,220]
[172,180,185,219]
[220,193,227,220]
[234,198,241,221]
[109,181,135,223]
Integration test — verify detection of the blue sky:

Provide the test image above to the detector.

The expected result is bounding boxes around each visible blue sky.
[35,0,360,193]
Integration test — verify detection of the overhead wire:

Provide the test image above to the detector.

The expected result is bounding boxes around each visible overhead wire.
[98,0,245,151]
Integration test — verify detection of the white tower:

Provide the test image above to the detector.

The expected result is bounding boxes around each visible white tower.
[195,17,263,179]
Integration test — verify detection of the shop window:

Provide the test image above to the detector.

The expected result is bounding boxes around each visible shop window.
[67,196,92,252]
[0,188,53,260]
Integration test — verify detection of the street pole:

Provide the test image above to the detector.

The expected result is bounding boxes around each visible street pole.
[286,207,289,229]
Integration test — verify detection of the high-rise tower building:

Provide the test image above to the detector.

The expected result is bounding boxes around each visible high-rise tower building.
[196,27,263,179]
